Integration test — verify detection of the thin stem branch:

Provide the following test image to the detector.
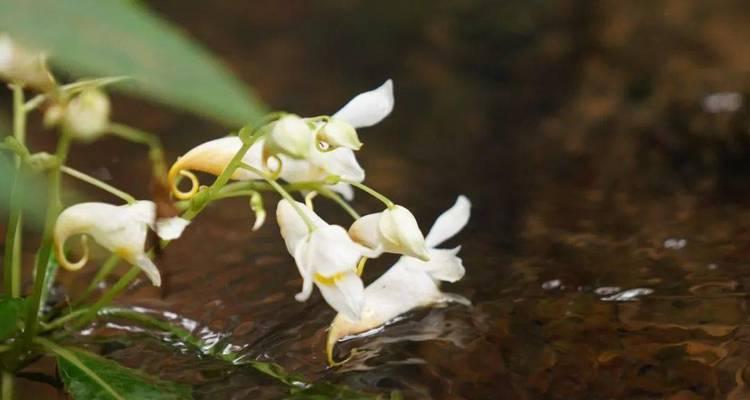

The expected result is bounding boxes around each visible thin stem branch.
[318,187,361,220]
[41,308,90,332]
[61,165,136,204]
[1,371,12,400]
[21,132,71,349]
[344,181,394,208]
[239,163,316,232]
[4,85,26,298]
[108,123,167,179]
[70,265,140,330]
[72,254,120,307]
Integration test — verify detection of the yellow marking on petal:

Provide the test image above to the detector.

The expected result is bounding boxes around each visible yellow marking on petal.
[313,271,346,286]
[114,248,133,260]
[355,257,367,277]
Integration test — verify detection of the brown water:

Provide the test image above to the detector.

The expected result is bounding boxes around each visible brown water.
[18,0,750,398]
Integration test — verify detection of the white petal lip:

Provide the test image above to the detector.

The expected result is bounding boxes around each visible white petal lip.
[332,79,394,129]
[155,216,191,240]
[317,272,364,321]
[425,195,471,248]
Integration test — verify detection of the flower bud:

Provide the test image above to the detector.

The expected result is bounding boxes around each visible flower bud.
[0,34,55,91]
[62,89,111,141]
[265,115,314,159]
[318,119,362,150]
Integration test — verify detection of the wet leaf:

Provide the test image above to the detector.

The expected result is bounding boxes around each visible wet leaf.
[57,347,192,400]
[0,297,26,341]
[0,0,267,126]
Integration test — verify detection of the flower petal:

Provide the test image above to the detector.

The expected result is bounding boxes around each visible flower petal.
[132,253,162,287]
[401,247,465,283]
[309,225,365,276]
[317,148,365,182]
[155,217,190,240]
[348,213,382,250]
[316,272,364,321]
[330,182,354,201]
[276,199,326,255]
[332,79,394,128]
[424,195,471,248]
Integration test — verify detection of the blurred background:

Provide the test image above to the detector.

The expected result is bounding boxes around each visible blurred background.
[8,0,750,398]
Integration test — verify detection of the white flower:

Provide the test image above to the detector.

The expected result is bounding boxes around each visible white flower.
[279,79,394,196]
[0,33,55,91]
[276,199,376,320]
[327,195,471,364]
[54,201,190,286]
[349,205,430,260]
[62,89,111,141]
[167,136,266,199]
[265,114,314,159]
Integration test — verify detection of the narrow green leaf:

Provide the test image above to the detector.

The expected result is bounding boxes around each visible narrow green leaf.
[46,341,192,400]
[0,297,25,341]
[0,0,267,126]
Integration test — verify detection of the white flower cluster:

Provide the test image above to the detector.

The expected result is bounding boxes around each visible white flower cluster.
[52,80,471,364]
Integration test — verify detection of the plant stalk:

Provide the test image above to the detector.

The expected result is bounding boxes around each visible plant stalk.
[21,132,71,349]
[3,86,27,298]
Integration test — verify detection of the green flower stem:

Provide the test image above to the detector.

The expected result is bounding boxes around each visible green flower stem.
[1,371,12,400]
[211,190,263,201]
[239,163,317,232]
[107,123,167,178]
[21,132,72,349]
[72,255,120,308]
[61,166,136,204]
[70,265,140,330]
[41,308,90,332]
[4,86,27,298]
[344,181,394,208]
[318,187,361,220]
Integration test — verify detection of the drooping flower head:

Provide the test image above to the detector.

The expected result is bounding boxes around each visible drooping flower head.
[327,195,472,364]
[54,201,189,286]
[276,199,377,320]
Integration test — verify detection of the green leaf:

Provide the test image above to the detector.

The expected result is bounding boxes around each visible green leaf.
[54,345,192,400]
[0,297,25,342]
[0,0,267,126]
